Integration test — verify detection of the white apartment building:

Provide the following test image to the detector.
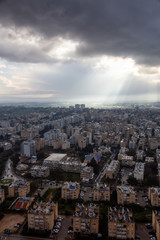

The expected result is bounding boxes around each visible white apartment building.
[21,140,36,157]
[106,160,120,179]
[133,162,145,181]
[30,165,50,178]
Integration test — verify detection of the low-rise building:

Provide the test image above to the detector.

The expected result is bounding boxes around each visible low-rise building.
[133,162,145,181]
[0,187,5,204]
[28,201,58,231]
[30,165,50,178]
[73,203,99,234]
[8,180,30,198]
[117,186,136,205]
[61,182,80,200]
[93,183,110,201]
[108,207,135,240]
[106,160,120,179]
[80,166,93,180]
[148,187,160,206]
[118,154,135,167]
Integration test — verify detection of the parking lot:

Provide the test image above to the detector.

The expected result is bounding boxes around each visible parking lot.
[136,223,156,240]
[0,214,25,233]
[80,187,93,202]
[50,215,72,240]
[136,191,149,207]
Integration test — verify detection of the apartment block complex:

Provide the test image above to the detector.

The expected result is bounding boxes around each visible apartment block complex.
[61,182,80,200]
[93,183,110,201]
[8,180,30,198]
[108,207,135,239]
[73,203,99,234]
[148,187,160,206]
[106,160,120,179]
[117,186,136,205]
[28,201,58,231]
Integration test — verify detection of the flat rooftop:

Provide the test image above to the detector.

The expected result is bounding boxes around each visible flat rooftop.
[44,153,67,162]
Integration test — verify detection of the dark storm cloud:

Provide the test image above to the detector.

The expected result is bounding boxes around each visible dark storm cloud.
[0,0,160,65]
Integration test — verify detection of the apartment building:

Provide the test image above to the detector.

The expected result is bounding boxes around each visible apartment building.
[133,162,145,181]
[61,182,80,200]
[93,183,110,201]
[118,154,135,167]
[148,187,160,206]
[8,180,30,198]
[152,210,160,240]
[106,160,120,179]
[80,166,93,180]
[28,201,58,231]
[21,140,36,157]
[108,207,135,240]
[0,187,5,204]
[30,165,50,178]
[117,186,136,205]
[73,203,99,234]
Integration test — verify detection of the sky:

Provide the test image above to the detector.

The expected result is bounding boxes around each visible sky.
[0,0,160,105]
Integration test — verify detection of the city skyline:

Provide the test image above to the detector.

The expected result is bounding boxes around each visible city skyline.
[0,0,160,104]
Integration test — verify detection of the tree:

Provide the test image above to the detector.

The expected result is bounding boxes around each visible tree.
[87,159,99,174]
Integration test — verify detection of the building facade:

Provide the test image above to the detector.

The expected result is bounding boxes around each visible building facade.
[8,180,30,198]
[73,203,99,234]
[61,182,80,200]
[117,186,136,205]
[106,160,120,179]
[28,201,58,231]
[93,183,110,201]
[108,207,135,240]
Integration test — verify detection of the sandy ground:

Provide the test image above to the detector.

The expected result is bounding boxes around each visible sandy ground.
[0,214,25,232]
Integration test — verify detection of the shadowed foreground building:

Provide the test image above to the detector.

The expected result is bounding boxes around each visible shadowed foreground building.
[28,201,58,231]
[73,203,99,234]
[108,207,135,240]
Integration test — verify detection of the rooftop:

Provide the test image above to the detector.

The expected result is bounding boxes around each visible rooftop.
[108,207,134,223]
[73,203,99,219]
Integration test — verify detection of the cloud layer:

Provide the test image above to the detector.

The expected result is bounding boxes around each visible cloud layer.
[0,0,160,104]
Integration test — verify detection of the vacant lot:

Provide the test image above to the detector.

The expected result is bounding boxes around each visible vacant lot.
[0,214,25,232]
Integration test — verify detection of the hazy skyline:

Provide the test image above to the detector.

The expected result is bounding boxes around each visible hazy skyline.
[0,0,160,104]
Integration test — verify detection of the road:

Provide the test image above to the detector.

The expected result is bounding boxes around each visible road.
[0,234,51,240]
[95,153,115,183]
[2,159,22,181]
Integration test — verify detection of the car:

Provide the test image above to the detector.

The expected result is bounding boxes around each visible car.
[135,235,140,239]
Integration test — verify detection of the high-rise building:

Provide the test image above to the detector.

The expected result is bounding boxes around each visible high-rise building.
[21,140,36,157]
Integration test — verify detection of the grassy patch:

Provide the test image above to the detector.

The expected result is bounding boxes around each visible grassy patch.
[43,188,61,202]
[0,178,13,185]
[49,171,80,182]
